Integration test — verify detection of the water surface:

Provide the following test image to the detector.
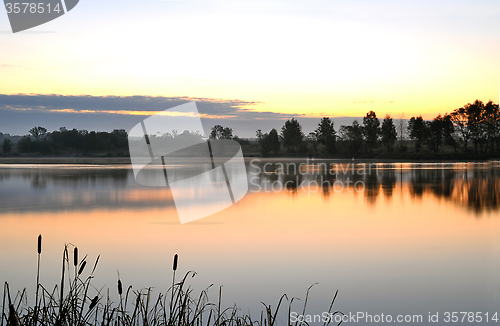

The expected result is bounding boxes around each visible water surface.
[0,160,499,325]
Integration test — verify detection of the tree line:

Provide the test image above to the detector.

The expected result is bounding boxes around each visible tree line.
[2,99,499,159]
[247,99,500,158]
[1,127,129,156]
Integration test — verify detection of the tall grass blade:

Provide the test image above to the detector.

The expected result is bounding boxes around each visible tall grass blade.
[34,234,42,326]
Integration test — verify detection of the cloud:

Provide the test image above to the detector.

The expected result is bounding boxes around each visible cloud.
[0,94,316,137]
[0,94,305,121]
[0,94,368,138]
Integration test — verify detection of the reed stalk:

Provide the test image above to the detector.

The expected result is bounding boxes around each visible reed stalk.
[34,234,42,326]
[2,236,341,326]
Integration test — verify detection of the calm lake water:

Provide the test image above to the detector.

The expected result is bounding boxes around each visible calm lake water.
[1,160,500,325]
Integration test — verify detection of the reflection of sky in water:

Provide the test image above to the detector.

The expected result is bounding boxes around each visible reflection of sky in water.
[1,161,499,214]
[0,161,499,325]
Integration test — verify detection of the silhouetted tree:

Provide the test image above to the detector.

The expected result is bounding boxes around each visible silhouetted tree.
[315,117,336,154]
[441,114,457,152]
[381,115,397,152]
[426,116,445,153]
[39,139,52,155]
[339,120,364,155]
[111,129,128,149]
[450,106,472,152]
[424,114,456,153]
[210,125,233,139]
[29,126,47,142]
[397,114,407,151]
[448,100,500,153]
[258,128,281,156]
[466,100,486,153]
[18,136,35,152]
[268,129,281,154]
[362,111,380,152]
[306,132,318,154]
[408,116,426,152]
[281,118,304,153]
[2,139,12,154]
[484,101,500,152]
[84,131,98,153]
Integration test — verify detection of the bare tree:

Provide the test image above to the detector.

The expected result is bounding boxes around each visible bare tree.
[29,126,47,142]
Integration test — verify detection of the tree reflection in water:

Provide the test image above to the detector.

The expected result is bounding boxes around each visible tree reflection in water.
[0,161,499,215]
[251,161,500,214]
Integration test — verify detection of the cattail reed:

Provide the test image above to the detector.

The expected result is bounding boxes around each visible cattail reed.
[173,254,178,271]
[37,235,42,255]
[88,296,98,311]
[170,254,178,316]
[59,246,67,309]
[74,248,78,267]
[2,244,328,326]
[34,235,42,326]
[78,261,86,276]
[118,279,123,296]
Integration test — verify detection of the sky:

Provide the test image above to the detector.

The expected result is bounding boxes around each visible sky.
[0,0,499,137]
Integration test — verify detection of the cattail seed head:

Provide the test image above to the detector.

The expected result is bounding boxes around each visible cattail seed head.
[78,261,87,276]
[118,279,123,295]
[88,296,98,311]
[173,254,178,271]
[74,248,78,267]
[37,235,42,254]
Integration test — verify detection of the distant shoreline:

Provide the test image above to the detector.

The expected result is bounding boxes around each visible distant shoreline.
[0,157,132,164]
[0,156,498,165]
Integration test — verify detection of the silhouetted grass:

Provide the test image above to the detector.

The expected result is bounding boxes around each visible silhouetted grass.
[1,236,342,326]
